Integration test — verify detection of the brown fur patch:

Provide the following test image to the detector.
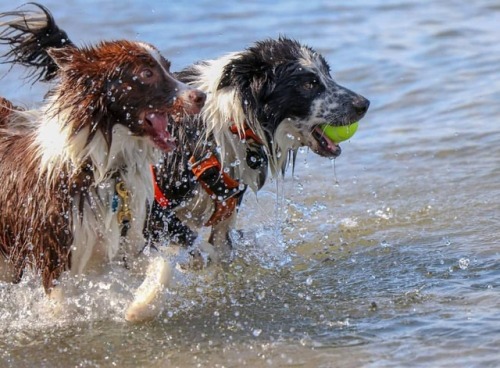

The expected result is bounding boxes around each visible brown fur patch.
[0,97,15,126]
[0,119,73,290]
[0,40,198,292]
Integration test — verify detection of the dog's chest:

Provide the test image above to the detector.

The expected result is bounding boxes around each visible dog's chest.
[220,132,267,192]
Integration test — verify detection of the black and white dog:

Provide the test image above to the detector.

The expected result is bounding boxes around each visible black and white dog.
[0,5,369,266]
[157,37,370,260]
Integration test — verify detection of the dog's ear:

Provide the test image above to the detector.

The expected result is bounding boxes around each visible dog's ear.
[218,53,271,91]
[46,47,78,71]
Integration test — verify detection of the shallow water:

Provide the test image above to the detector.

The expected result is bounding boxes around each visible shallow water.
[1,0,499,367]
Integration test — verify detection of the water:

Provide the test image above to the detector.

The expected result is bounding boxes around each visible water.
[1,0,499,367]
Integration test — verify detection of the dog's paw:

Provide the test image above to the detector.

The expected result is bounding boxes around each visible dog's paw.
[125,299,163,323]
[124,257,173,323]
[178,242,219,271]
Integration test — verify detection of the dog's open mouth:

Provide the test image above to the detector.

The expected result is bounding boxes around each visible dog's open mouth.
[311,125,342,158]
[144,112,176,152]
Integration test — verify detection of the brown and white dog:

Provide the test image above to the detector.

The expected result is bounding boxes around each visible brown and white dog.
[0,4,206,322]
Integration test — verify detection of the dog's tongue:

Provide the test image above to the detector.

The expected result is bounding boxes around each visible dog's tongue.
[314,125,339,153]
[146,113,176,151]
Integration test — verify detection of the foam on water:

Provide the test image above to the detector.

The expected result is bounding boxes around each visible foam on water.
[0,204,296,332]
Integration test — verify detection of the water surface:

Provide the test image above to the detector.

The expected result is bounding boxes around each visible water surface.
[0,1,499,367]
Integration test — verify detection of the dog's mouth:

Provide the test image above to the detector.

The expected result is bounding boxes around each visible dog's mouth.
[310,125,342,158]
[144,112,176,152]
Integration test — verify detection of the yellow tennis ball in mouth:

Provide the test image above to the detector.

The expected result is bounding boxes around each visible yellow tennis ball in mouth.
[320,121,359,143]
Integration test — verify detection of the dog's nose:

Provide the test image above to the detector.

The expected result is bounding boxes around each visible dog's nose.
[352,96,370,116]
[188,89,206,109]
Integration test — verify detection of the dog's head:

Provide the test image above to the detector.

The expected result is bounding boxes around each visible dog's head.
[217,37,369,168]
[46,40,206,152]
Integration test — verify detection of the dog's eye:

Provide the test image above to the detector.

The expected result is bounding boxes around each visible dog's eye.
[303,80,318,90]
[140,68,154,79]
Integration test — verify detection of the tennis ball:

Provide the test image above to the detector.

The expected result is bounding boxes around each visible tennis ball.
[320,122,359,143]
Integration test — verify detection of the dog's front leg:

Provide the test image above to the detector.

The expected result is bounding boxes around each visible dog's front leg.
[208,211,237,263]
[124,255,173,323]
[0,256,17,282]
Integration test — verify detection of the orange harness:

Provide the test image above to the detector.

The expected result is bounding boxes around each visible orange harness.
[189,154,241,226]
[229,124,264,145]
[152,123,263,226]
[151,165,170,208]
[151,155,240,226]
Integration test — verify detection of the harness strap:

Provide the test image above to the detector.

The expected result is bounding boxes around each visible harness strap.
[189,155,241,226]
[229,123,264,145]
[190,154,239,189]
[150,165,170,208]
[149,123,263,228]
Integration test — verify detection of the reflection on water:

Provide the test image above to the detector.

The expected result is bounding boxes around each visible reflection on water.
[1,0,499,367]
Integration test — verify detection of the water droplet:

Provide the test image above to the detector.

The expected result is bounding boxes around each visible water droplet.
[458,258,470,270]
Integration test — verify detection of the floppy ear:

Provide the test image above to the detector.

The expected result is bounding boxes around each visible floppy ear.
[218,53,275,111]
[218,52,270,91]
[46,47,79,71]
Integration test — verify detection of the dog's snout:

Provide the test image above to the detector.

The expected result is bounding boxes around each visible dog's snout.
[178,88,206,115]
[188,89,206,109]
[352,96,370,116]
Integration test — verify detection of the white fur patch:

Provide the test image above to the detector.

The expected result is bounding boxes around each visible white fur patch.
[69,125,159,275]
[185,54,271,188]
[26,96,161,275]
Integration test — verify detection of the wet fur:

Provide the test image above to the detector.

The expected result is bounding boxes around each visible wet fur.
[161,38,370,258]
[0,4,205,322]
[0,5,369,267]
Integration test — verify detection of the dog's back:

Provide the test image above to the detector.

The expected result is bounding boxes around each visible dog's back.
[0,97,14,125]
[0,100,73,287]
